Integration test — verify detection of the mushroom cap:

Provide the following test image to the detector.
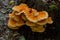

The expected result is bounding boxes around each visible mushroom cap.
[16,19,25,27]
[12,6,21,12]
[36,19,47,25]
[26,21,37,26]
[19,3,28,9]
[8,27,19,29]
[37,11,48,21]
[9,11,23,22]
[13,15,21,22]
[8,18,16,28]
[30,9,38,16]
[9,11,15,18]
[12,3,28,12]
[30,25,45,32]
[36,17,53,25]
[47,17,53,24]
[24,8,39,22]
[9,14,20,22]
[24,8,48,23]
[8,18,24,29]
[8,18,19,29]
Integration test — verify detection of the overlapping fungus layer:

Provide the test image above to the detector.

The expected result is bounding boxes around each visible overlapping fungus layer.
[8,3,53,32]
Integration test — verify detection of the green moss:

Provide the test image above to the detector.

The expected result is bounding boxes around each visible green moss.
[9,0,14,5]
[20,36,25,40]
[49,4,58,10]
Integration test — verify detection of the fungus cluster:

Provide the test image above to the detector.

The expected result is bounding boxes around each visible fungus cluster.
[8,3,53,32]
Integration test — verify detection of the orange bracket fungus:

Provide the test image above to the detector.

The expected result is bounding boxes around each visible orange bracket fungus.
[8,3,53,32]
[30,25,45,32]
